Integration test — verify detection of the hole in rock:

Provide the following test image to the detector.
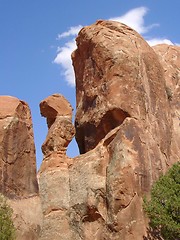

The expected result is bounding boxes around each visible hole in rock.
[66,136,80,158]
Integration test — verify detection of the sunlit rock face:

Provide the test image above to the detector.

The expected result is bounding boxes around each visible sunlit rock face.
[153,44,180,164]
[73,20,172,159]
[71,20,174,239]
[38,21,179,240]
[38,94,75,240]
[0,95,41,240]
[0,95,38,198]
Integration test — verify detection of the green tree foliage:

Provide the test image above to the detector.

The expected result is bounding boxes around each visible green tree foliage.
[144,162,180,240]
[0,194,16,240]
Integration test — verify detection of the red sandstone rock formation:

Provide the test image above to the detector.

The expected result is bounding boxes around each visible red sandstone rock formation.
[38,94,75,240]
[0,95,41,240]
[38,21,179,240]
[70,20,174,239]
[0,96,38,198]
[9,196,42,240]
[153,44,180,164]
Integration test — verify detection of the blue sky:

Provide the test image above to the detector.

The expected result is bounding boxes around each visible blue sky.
[0,1,179,169]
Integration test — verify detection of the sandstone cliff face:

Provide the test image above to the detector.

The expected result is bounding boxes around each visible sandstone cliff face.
[9,196,42,240]
[0,96,41,240]
[38,21,179,240]
[0,96,38,198]
[153,44,180,164]
[70,20,173,239]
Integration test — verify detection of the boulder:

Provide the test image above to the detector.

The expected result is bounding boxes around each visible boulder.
[40,93,73,128]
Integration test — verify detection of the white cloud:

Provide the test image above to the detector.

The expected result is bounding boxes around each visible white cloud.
[54,40,76,86]
[109,7,158,34]
[54,25,83,87]
[57,25,83,39]
[147,38,174,46]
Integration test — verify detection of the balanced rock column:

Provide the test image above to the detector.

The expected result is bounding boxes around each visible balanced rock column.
[38,94,75,240]
[0,96,38,198]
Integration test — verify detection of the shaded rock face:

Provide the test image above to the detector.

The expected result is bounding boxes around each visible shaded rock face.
[38,21,179,240]
[0,96,38,198]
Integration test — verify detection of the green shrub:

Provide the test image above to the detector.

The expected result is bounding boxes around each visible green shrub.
[144,162,180,240]
[0,194,16,240]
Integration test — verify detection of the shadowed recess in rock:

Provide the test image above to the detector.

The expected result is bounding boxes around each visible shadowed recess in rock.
[75,108,130,154]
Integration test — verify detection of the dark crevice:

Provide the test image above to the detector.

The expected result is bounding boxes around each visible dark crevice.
[82,206,102,222]
[75,108,130,154]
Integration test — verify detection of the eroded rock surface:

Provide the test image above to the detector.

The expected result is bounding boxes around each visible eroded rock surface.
[0,96,38,198]
[9,196,43,240]
[72,20,171,158]
[38,21,179,240]
[38,94,75,240]
[153,44,180,164]
[0,95,41,240]
[71,20,174,239]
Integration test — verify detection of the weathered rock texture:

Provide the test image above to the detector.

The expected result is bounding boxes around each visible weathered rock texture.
[71,20,174,239]
[9,196,43,240]
[38,21,179,240]
[0,96,41,240]
[0,96,38,198]
[3,21,179,240]
[153,44,180,164]
[38,94,75,240]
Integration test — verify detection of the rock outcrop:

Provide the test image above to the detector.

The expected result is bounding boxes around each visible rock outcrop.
[9,196,42,240]
[153,44,180,164]
[0,96,41,240]
[1,21,179,240]
[0,96,38,198]
[71,20,173,239]
[38,21,179,240]
[38,94,75,240]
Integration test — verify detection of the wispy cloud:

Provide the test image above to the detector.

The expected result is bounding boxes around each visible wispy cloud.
[54,6,176,87]
[53,25,83,86]
[147,38,174,46]
[109,7,158,34]
[54,40,76,86]
[57,25,83,39]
